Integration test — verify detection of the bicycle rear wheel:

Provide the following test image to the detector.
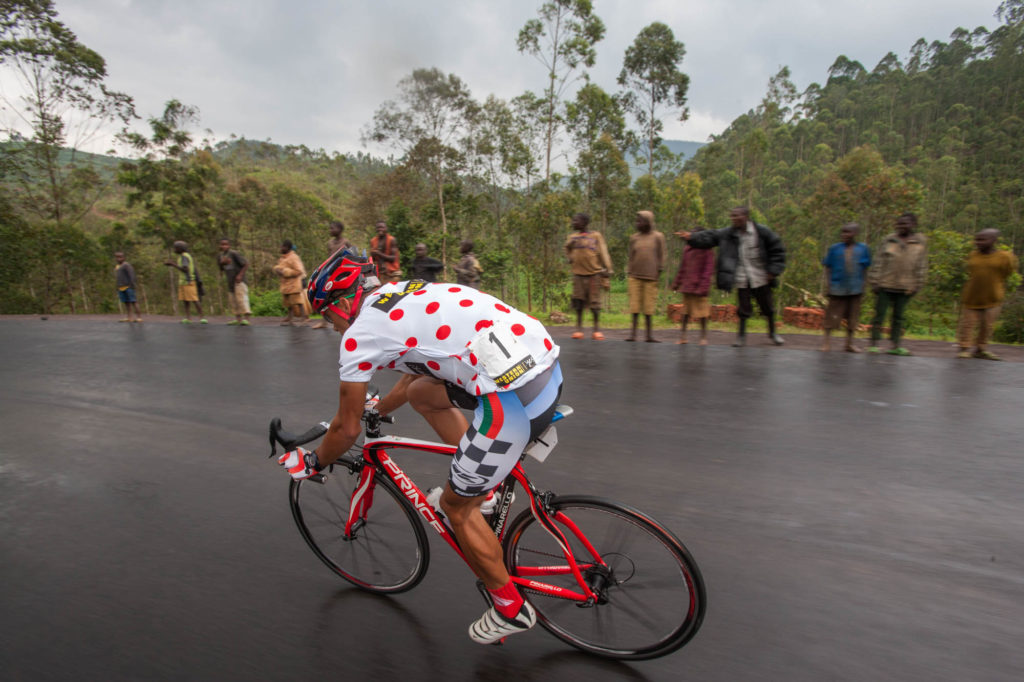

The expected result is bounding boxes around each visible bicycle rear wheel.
[503,495,705,660]
[290,462,429,594]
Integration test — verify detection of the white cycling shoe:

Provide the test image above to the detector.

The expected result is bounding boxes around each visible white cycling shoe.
[469,601,536,645]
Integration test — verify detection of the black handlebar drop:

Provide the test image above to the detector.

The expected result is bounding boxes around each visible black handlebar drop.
[268,418,330,458]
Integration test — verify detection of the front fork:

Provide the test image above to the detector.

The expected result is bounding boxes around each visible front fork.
[343,463,376,538]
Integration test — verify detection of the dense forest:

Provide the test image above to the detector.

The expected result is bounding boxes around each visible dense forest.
[1,0,1021,339]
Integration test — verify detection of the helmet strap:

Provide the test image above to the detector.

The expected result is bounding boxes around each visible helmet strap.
[324,286,364,322]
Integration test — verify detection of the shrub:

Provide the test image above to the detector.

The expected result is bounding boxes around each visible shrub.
[993,290,1024,344]
[250,289,287,317]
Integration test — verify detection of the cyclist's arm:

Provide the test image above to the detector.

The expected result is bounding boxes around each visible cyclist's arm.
[315,381,367,467]
[376,373,415,416]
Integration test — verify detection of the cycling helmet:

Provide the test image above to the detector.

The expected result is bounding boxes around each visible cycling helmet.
[306,249,379,321]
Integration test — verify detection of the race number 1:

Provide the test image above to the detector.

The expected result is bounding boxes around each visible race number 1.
[469,322,535,386]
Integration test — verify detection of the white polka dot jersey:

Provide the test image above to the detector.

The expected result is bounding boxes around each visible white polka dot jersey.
[338,281,560,396]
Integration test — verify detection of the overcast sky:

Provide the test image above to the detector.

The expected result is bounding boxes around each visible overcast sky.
[27,1,1006,156]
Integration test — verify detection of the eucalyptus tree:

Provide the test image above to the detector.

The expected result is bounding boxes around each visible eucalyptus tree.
[464,95,531,244]
[0,0,135,312]
[564,83,629,207]
[0,0,135,226]
[516,0,605,183]
[364,67,473,265]
[617,22,689,176]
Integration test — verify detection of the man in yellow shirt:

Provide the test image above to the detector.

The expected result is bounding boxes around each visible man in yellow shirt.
[958,229,1019,360]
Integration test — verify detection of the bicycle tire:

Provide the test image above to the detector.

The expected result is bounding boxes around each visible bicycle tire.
[503,495,706,660]
[290,461,430,594]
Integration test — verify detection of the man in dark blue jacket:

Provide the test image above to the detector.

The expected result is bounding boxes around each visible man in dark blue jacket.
[677,207,786,346]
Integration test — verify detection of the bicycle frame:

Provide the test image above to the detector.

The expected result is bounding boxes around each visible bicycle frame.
[337,431,604,604]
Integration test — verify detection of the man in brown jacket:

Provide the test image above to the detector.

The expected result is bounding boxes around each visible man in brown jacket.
[274,239,308,326]
[565,213,613,340]
[626,210,667,342]
[867,213,928,355]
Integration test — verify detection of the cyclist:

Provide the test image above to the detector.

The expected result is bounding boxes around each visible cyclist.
[277,250,562,645]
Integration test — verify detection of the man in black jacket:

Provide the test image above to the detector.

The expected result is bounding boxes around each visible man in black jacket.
[677,207,786,346]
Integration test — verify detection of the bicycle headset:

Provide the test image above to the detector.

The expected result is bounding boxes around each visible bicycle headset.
[307,249,380,322]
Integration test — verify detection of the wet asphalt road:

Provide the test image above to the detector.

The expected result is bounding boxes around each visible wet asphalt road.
[1,319,1022,682]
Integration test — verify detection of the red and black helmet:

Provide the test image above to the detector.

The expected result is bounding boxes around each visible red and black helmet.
[306,249,377,320]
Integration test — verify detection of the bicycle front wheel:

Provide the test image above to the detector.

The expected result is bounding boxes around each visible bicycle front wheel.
[504,496,706,660]
[290,464,429,594]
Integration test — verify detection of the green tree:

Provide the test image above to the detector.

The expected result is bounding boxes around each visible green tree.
[564,83,628,205]
[617,22,689,176]
[0,0,135,226]
[364,68,474,268]
[1,0,135,312]
[516,0,605,182]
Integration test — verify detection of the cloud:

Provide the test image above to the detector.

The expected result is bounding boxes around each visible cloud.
[46,0,999,156]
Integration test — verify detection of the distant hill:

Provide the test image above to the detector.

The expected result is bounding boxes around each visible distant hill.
[628,139,705,179]
[0,142,127,180]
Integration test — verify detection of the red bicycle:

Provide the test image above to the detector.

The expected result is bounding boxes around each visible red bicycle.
[268,402,706,660]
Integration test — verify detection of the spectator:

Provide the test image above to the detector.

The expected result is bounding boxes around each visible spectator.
[163,241,206,324]
[328,220,353,256]
[565,213,612,340]
[410,243,444,282]
[957,228,1019,360]
[677,207,786,347]
[218,238,251,326]
[867,213,928,356]
[369,221,401,283]
[273,239,308,326]
[821,223,871,352]
[114,251,142,323]
[671,227,714,345]
[454,239,483,289]
[626,211,666,342]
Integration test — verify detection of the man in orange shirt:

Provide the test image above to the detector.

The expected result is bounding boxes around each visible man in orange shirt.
[369,221,402,283]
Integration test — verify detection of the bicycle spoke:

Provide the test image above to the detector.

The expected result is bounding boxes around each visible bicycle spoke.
[291,474,429,593]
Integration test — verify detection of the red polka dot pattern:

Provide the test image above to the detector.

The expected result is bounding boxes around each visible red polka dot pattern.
[448,287,461,292]
[475,386,481,396]
[345,338,357,352]
[544,338,553,351]
[436,325,451,340]
[511,324,525,336]
[459,299,473,307]
[425,301,440,314]
[494,304,510,313]
[414,289,428,296]
[405,337,417,347]
[427,361,440,371]
[475,319,492,332]
[358,362,372,371]
[469,353,477,366]
[389,309,404,321]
